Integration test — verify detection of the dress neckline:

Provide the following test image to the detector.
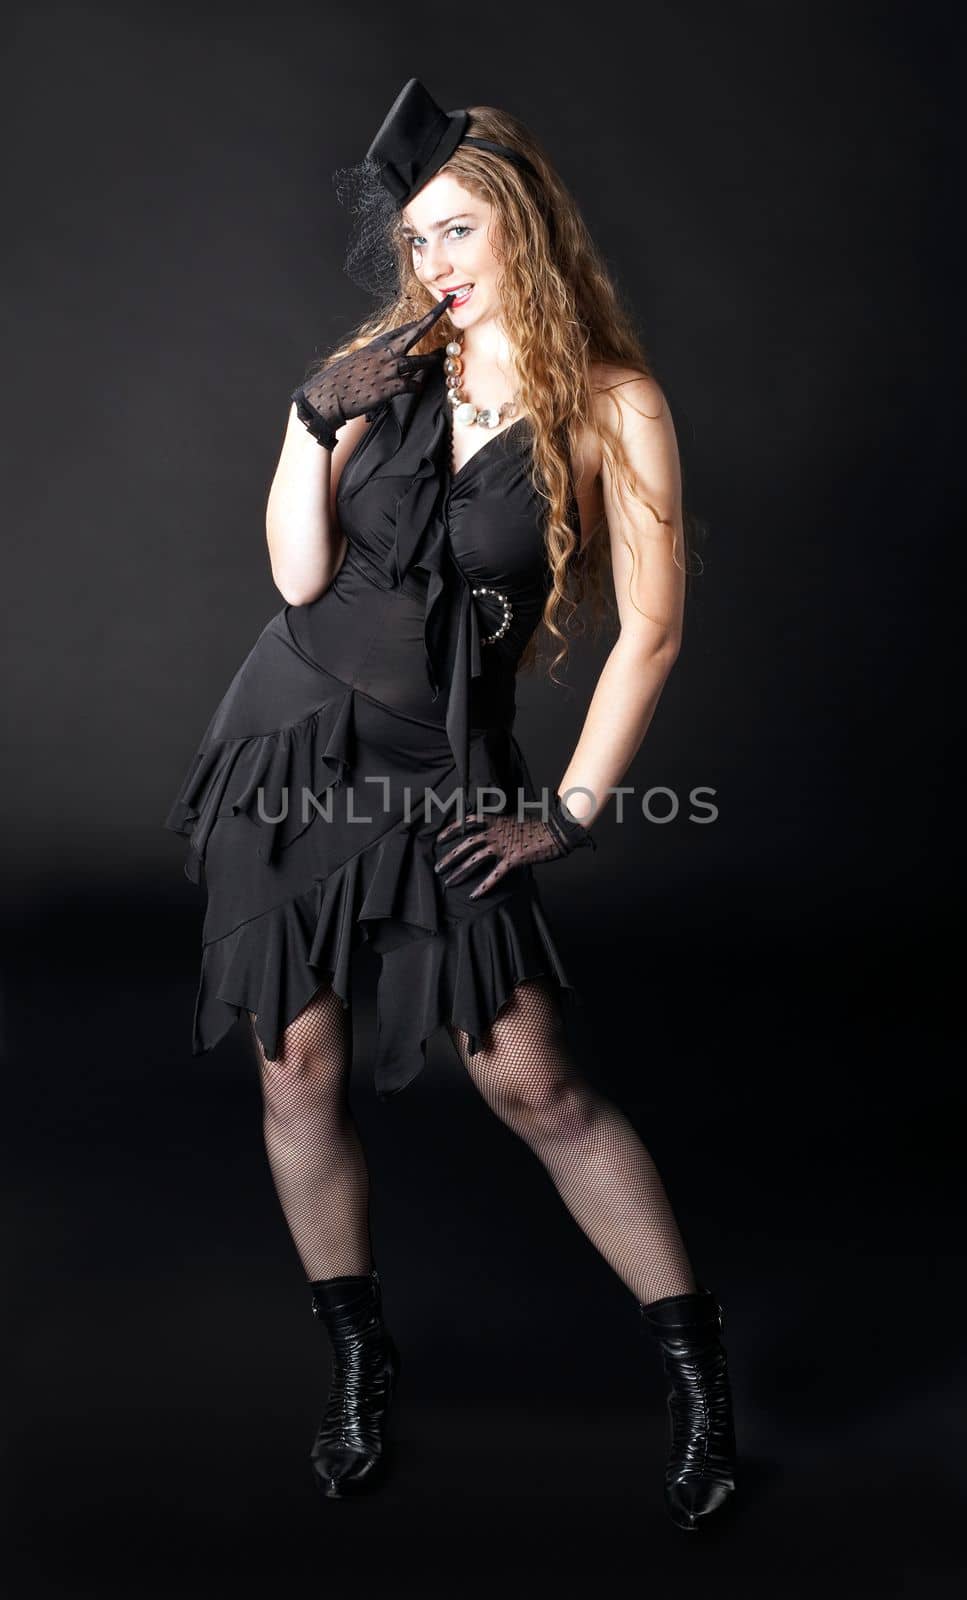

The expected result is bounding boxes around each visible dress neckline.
[436,370,530,484]
[449,414,529,483]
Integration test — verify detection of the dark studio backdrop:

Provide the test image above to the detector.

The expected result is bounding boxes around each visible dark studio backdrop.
[3,1,960,1595]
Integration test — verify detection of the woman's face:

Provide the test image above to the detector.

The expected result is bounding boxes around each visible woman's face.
[401,172,502,333]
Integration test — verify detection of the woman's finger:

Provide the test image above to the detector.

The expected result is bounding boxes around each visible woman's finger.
[440,844,500,888]
[469,862,508,900]
[398,350,445,377]
[436,812,482,844]
[398,292,455,351]
[395,365,430,394]
[435,831,493,874]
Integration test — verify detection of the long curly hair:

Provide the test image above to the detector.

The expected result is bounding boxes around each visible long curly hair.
[314,104,705,686]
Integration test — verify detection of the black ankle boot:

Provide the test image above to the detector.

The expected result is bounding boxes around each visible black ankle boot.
[639,1285,737,1530]
[308,1265,401,1498]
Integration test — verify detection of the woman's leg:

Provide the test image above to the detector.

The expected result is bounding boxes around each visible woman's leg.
[447,977,696,1306]
[249,982,400,1500]
[248,980,373,1281]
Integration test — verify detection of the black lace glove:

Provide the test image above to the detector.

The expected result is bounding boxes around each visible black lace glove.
[434,795,596,902]
[291,293,455,449]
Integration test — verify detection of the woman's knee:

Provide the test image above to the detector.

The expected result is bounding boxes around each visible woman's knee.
[251,982,351,1093]
[451,983,595,1141]
[491,1071,595,1142]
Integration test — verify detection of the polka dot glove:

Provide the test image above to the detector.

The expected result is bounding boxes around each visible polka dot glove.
[290,293,455,449]
[435,796,597,901]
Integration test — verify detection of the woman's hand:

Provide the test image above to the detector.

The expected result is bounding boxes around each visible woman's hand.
[291,293,455,448]
[434,797,596,901]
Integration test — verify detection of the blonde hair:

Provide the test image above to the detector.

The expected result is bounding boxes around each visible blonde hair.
[314,103,704,686]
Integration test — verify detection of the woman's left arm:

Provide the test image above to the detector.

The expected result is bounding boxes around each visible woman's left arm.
[556,370,685,829]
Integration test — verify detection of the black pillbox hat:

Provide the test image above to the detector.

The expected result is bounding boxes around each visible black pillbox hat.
[366,77,540,205]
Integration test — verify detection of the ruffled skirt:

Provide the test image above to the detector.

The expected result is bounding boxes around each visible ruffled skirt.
[164,607,577,1099]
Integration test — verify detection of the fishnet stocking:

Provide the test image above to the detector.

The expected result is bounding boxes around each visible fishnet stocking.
[448,978,697,1307]
[247,983,373,1282]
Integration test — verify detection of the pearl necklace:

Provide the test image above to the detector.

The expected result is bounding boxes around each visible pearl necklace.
[443,334,521,429]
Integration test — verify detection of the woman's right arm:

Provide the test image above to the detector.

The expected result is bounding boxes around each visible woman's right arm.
[268,296,454,604]
[265,407,370,606]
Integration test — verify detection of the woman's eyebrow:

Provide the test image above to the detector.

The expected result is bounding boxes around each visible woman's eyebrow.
[401,213,474,235]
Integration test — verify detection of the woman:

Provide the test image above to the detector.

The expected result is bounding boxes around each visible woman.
[164,78,737,1530]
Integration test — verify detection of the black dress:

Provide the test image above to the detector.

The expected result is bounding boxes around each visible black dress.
[164,365,580,1100]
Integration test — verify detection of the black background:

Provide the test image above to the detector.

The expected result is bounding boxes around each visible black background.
[4,2,961,1594]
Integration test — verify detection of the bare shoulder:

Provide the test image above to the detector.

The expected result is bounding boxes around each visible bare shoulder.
[590,361,680,512]
[572,363,667,482]
[590,361,670,440]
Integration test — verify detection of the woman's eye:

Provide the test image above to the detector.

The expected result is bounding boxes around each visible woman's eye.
[409,225,472,249]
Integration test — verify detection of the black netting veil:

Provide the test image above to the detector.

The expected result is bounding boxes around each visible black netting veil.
[332,138,545,301]
[332,156,403,301]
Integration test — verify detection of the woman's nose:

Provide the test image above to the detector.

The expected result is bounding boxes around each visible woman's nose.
[420,240,451,278]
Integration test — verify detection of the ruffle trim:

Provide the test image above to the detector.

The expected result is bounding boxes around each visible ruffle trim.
[191,815,441,1059]
[190,814,577,1101]
[164,682,356,885]
[373,886,579,1099]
